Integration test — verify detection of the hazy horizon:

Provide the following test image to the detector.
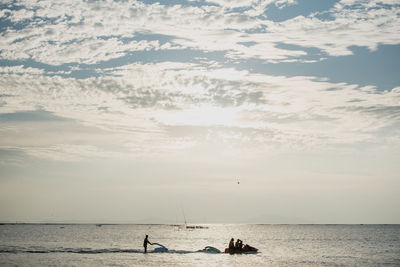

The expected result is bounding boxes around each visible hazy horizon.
[1,0,399,224]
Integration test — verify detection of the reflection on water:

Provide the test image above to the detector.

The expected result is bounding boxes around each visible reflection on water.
[0,224,399,266]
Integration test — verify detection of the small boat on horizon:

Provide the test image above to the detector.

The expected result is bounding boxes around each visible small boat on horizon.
[186,225,209,229]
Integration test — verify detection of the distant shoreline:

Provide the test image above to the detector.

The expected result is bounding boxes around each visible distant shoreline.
[1,223,398,226]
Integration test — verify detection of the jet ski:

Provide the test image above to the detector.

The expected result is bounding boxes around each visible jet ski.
[198,246,221,253]
[224,244,258,254]
[152,243,168,253]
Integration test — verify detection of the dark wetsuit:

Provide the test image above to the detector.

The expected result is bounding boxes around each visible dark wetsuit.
[234,239,240,249]
[229,239,235,250]
[143,236,152,253]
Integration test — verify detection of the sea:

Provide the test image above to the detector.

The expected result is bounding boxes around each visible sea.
[0,224,399,266]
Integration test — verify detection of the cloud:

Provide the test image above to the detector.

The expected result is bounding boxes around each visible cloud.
[0,65,44,75]
[1,0,398,66]
[1,62,399,160]
[0,110,65,122]
[275,0,298,9]
[21,144,123,162]
[204,0,297,9]
[0,0,399,160]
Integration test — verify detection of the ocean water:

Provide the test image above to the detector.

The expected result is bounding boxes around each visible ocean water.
[0,224,399,266]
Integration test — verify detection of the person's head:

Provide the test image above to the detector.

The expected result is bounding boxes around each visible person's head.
[146,235,148,238]
[231,238,234,241]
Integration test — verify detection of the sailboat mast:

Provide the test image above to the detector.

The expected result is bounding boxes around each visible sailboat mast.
[181,207,187,227]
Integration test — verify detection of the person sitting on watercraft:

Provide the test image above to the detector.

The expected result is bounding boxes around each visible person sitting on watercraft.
[234,239,242,249]
[229,238,235,250]
[238,239,243,249]
[226,239,258,254]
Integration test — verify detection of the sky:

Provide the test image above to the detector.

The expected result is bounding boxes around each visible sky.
[0,0,399,224]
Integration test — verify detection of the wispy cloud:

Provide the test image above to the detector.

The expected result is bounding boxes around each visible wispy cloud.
[1,61,399,160]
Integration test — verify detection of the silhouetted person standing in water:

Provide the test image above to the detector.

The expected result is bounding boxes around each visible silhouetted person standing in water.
[143,235,152,253]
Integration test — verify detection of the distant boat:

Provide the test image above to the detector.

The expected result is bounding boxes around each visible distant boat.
[185,224,208,229]
[181,207,208,230]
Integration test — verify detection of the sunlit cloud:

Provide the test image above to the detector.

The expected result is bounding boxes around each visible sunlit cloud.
[1,0,399,66]
[1,59,399,160]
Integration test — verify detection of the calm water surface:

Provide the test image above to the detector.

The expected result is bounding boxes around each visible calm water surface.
[0,224,399,266]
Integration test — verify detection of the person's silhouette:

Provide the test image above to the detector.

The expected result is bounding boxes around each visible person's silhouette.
[143,235,152,253]
[229,238,235,250]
